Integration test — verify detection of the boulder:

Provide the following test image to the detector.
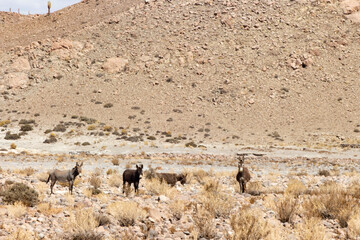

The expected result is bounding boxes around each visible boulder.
[9,57,31,72]
[102,57,129,73]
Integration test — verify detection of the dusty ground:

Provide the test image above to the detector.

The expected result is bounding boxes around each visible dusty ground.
[0,152,360,239]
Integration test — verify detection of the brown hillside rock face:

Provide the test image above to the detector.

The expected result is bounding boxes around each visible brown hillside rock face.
[102,57,129,73]
[1,72,29,90]
[9,57,31,72]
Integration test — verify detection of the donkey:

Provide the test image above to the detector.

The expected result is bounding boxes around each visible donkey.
[236,154,251,193]
[156,172,187,186]
[122,164,143,193]
[46,162,83,195]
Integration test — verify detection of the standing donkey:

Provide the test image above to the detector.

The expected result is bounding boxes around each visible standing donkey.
[122,164,143,193]
[236,153,251,193]
[46,162,83,195]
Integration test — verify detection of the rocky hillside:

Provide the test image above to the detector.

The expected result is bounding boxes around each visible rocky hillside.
[0,0,360,148]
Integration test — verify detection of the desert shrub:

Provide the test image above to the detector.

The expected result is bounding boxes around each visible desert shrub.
[295,217,326,240]
[2,182,39,206]
[17,167,36,176]
[169,200,186,220]
[111,158,119,166]
[145,178,177,198]
[285,179,307,196]
[246,181,263,195]
[189,168,210,184]
[192,205,216,239]
[43,134,57,143]
[89,175,101,189]
[275,195,298,223]
[5,131,20,140]
[304,189,358,227]
[198,183,235,218]
[108,174,122,188]
[228,206,270,240]
[10,143,16,149]
[0,120,10,127]
[144,165,157,180]
[37,202,63,216]
[348,211,360,239]
[53,124,67,132]
[104,103,113,108]
[318,169,330,177]
[95,214,111,226]
[202,178,220,194]
[87,125,97,130]
[107,201,147,226]
[20,124,33,132]
[5,227,39,240]
[7,201,27,218]
[103,126,112,132]
[63,208,101,240]
[19,119,35,125]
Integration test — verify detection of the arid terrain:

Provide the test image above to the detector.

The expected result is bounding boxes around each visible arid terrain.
[0,0,360,239]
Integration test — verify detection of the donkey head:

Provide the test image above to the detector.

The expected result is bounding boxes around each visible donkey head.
[177,173,187,185]
[74,162,83,175]
[236,154,245,172]
[136,164,144,177]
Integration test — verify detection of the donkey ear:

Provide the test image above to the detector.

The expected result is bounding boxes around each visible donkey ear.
[136,164,139,168]
[140,164,143,169]
[80,162,83,167]
[76,162,79,166]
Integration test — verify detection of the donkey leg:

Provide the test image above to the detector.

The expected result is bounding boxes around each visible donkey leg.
[50,180,57,194]
[134,182,138,193]
[123,181,126,194]
[69,181,74,195]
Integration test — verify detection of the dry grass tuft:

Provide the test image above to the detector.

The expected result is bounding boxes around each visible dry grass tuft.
[228,206,271,240]
[192,205,216,239]
[36,172,49,182]
[37,202,63,216]
[285,179,306,196]
[5,228,39,240]
[295,217,326,240]
[111,158,120,166]
[304,183,358,227]
[63,208,99,237]
[107,201,147,226]
[89,175,101,189]
[169,200,186,220]
[7,202,27,218]
[275,195,298,223]
[245,181,263,195]
[15,167,36,176]
[145,178,178,199]
[108,174,122,188]
[348,211,360,239]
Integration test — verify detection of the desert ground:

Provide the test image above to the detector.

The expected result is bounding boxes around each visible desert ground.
[1,0,360,239]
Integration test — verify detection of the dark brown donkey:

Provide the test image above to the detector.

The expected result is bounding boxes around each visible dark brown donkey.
[122,164,143,193]
[236,154,251,193]
[46,162,83,195]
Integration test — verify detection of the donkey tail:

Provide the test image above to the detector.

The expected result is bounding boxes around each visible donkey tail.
[46,174,51,184]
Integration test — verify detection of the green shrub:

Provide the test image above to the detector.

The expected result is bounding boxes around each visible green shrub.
[2,182,39,207]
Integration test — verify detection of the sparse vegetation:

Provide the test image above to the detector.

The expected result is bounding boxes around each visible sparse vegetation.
[107,201,147,226]
[1,182,39,207]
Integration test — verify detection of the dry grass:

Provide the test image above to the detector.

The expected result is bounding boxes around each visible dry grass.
[285,179,307,196]
[108,174,122,188]
[5,228,39,240]
[303,184,359,227]
[37,202,63,216]
[192,205,216,239]
[15,167,36,176]
[275,195,298,223]
[89,175,101,189]
[295,217,327,240]
[245,181,263,195]
[7,202,27,218]
[107,201,147,226]
[228,206,271,240]
[145,178,178,199]
[348,211,360,239]
[63,208,99,234]
[169,200,186,220]
[111,158,120,166]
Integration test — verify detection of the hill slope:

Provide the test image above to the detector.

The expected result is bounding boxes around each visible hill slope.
[0,0,360,148]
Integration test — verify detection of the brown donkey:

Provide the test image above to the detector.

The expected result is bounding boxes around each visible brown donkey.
[236,154,251,193]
